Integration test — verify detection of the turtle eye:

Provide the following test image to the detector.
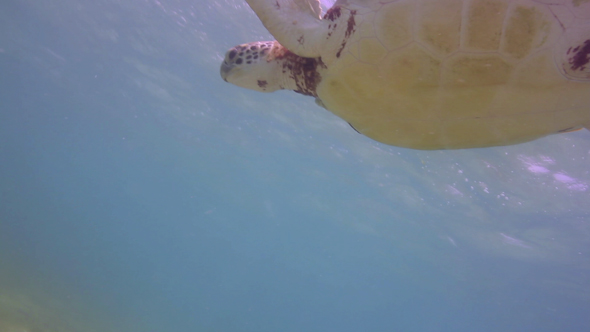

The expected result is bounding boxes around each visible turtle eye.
[228,50,237,60]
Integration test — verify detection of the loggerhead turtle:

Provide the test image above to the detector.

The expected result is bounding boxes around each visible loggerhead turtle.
[220,0,590,149]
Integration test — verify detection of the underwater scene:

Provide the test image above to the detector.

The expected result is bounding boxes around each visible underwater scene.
[0,0,589,331]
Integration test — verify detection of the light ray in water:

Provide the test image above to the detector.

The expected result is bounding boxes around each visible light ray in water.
[447,236,457,247]
[500,233,531,249]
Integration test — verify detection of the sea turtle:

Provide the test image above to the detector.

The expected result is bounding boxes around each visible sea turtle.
[220,0,590,149]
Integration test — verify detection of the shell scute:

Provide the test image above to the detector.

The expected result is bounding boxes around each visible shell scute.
[502,4,550,59]
[357,37,388,64]
[442,55,513,87]
[381,45,442,90]
[374,0,415,51]
[417,0,463,56]
[438,55,513,119]
[494,50,565,115]
[464,0,509,51]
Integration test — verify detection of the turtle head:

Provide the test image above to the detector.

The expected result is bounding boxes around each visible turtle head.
[220,41,283,93]
[221,41,324,97]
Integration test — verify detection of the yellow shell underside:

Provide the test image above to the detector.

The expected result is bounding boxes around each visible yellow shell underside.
[316,0,590,149]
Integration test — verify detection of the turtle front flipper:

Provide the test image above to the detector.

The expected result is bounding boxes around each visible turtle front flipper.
[245,0,326,58]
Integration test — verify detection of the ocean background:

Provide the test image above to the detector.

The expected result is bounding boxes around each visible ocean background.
[1,0,589,331]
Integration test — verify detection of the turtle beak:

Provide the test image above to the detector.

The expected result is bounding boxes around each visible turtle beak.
[220,61,233,82]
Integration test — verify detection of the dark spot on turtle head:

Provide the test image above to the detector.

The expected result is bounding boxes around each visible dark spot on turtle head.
[257,80,268,88]
[253,55,258,59]
[569,39,590,72]
[236,58,243,65]
[324,6,341,21]
[247,61,252,64]
[228,50,237,60]
[239,52,244,56]
[246,55,252,60]
[250,45,258,51]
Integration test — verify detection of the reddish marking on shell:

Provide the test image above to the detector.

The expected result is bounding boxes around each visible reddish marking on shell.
[269,42,290,60]
[569,39,590,72]
[297,35,304,45]
[345,10,356,38]
[257,80,268,89]
[336,43,345,58]
[324,6,341,21]
[327,24,337,38]
[271,45,324,97]
[336,10,356,58]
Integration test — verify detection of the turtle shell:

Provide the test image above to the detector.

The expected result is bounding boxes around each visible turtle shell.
[316,0,590,149]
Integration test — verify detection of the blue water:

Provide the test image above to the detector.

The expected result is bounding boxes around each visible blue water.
[1,0,589,331]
